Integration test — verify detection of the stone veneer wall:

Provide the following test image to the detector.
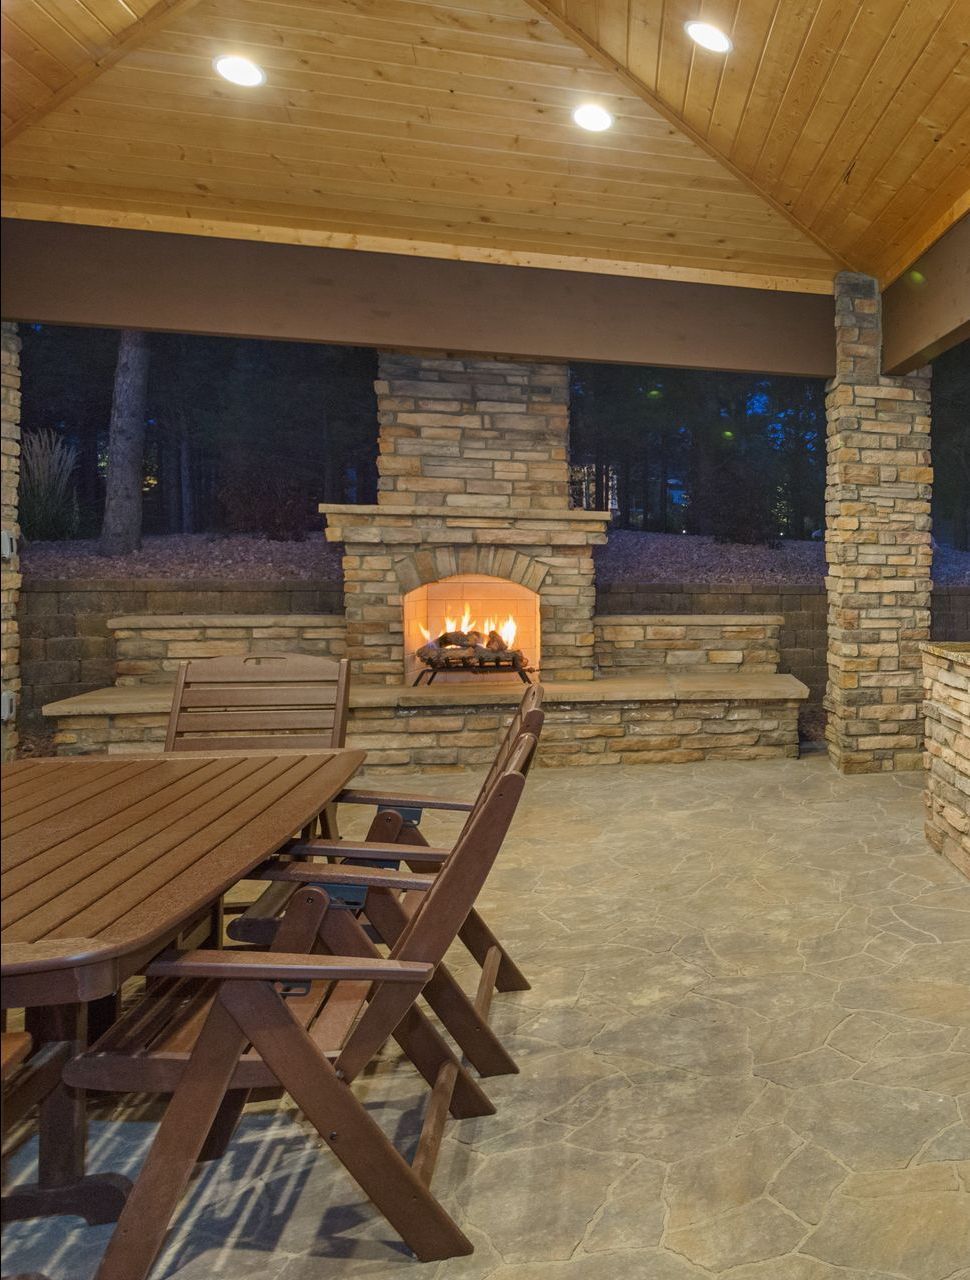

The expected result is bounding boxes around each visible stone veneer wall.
[376,354,569,510]
[595,583,968,707]
[18,579,343,729]
[111,614,346,684]
[19,579,965,729]
[325,351,610,684]
[49,689,803,768]
[595,614,782,672]
[922,643,970,877]
[824,272,933,773]
[1,322,21,760]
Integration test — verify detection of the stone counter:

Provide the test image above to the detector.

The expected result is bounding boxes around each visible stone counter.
[922,642,970,877]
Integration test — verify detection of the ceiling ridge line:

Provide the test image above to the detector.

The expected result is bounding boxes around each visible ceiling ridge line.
[1,0,207,147]
[521,0,851,275]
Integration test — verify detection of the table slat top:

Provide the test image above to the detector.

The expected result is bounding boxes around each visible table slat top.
[1,751,364,980]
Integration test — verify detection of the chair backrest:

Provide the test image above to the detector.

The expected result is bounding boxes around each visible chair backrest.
[392,730,538,968]
[164,653,351,753]
[464,683,544,830]
[339,732,536,1074]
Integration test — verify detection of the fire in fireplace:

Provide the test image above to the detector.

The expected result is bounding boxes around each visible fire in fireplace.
[403,575,540,686]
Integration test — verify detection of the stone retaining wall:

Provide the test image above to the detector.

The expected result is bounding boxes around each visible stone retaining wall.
[111,613,346,684]
[922,642,970,877]
[595,614,782,672]
[18,579,343,727]
[19,577,966,734]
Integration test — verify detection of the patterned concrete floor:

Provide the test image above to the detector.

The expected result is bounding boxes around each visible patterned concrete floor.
[4,756,969,1280]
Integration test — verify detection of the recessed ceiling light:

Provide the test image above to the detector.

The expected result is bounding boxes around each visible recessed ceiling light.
[214,55,265,87]
[573,103,613,132]
[685,21,732,53]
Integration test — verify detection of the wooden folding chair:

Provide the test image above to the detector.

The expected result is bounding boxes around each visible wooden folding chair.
[165,653,351,754]
[232,683,545,1008]
[166,653,352,935]
[66,736,536,1280]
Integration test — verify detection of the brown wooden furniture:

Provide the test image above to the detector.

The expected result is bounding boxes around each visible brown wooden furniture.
[66,735,537,1279]
[165,653,351,753]
[233,683,545,1000]
[166,652,353,934]
[229,686,545,1075]
[0,749,365,1228]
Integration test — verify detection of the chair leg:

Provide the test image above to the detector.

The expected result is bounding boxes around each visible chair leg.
[94,999,249,1280]
[197,1089,250,1162]
[201,887,334,1162]
[221,980,473,1262]
[318,908,494,1120]
[459,909,531,992]
[395,825,530,992]
[364,890,518,1077]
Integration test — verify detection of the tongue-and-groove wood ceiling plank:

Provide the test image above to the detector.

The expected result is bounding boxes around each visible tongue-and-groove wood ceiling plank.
[1,0,839,292]
[1,0,205,139]
[530,0,970,284]
[5,0,964,290]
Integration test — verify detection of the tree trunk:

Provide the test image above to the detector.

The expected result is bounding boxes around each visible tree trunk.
[100,330,150,555]
[179,433,195,533]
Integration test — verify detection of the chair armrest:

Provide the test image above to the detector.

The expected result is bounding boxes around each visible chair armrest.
[287,839,449,866]
[147,949,433,983]
[260,862,437,892]
[337,788,474,813]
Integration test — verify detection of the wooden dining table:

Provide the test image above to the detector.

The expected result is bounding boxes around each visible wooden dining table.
[1,747,366,1227]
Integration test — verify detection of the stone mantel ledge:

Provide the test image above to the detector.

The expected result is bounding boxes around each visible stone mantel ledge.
[319,503,612,523]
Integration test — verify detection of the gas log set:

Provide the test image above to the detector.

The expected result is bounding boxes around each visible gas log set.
[414,614,533,685]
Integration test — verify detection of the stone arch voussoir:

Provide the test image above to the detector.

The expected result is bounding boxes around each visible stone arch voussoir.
[393,545,550,594]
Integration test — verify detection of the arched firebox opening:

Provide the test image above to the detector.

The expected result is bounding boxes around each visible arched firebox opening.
[403,574,541,685]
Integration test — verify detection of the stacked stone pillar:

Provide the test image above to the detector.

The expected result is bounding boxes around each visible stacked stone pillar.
[824,273,932,773]
[1,322,21,760]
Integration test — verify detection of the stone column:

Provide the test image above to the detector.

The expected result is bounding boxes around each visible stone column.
[1,321,22,760]
[824,273,932,773]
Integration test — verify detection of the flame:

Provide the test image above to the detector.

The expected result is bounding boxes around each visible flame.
[482,615,517,646]
[418,625,431,642]
[425,606,518,650]
[444,607,473,634]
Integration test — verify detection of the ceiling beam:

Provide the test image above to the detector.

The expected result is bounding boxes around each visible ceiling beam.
[1,0,206,147]
[522,0,850,275]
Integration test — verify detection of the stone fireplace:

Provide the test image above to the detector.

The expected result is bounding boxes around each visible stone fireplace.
[321,353,611,686]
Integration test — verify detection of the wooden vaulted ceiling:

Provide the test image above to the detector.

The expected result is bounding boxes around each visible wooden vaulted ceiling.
[1,0,968,295]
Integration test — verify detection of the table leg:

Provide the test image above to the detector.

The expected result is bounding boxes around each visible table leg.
[1,1004,130,1226]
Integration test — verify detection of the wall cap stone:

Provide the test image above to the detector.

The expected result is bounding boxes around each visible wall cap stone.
[108,613,344,629]
[595,613,785,626]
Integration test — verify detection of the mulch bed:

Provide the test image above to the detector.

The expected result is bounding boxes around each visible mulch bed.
[21,530,970,586]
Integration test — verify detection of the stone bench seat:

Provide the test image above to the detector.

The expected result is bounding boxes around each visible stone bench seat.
[44,672,808,769]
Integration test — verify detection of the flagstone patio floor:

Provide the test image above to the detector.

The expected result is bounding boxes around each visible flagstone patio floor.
[4,755,969,1280]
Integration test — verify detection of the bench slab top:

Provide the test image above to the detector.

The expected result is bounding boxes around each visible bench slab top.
[44,672,809,720]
